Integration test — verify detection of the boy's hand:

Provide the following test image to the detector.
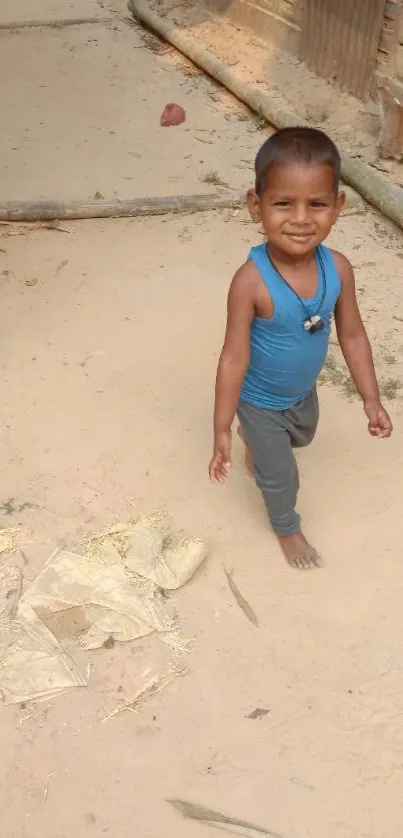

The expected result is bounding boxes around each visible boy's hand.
[209,430,232,483]
[364,400,393,438]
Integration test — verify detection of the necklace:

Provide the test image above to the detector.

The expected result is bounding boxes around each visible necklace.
[266,246,327,334]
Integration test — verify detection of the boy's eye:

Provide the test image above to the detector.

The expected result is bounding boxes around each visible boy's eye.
[311,201,326,208]
[274,200,291,207]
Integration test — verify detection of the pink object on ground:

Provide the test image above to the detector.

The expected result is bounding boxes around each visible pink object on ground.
[160,103,186,127]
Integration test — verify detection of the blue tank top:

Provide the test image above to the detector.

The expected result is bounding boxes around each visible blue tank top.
[240,243,342,410]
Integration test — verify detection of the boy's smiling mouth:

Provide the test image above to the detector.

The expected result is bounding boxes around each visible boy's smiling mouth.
[285,231,315,242]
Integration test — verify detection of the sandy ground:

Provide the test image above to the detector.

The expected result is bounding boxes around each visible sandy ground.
[1,4,403,838]
[0,11,267,202]
[0,0,106,23]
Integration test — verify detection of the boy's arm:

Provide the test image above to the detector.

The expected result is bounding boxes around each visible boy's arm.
[333,252,392,438]
[209,263,255,482]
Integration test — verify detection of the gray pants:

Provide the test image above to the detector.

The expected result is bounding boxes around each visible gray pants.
[237,389,319,536]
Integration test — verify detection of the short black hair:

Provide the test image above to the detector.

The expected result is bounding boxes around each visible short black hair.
[255,127,341,196]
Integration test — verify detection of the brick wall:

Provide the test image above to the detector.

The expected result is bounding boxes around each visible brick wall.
[378,1,402,69]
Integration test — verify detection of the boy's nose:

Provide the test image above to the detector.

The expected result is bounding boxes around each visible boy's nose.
[291,204,309,224]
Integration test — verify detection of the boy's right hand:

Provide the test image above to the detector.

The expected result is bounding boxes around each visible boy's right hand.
[209,430,232,483]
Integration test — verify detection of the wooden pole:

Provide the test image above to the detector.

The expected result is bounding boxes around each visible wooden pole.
[0,193,246,222]
[0,17,112,31]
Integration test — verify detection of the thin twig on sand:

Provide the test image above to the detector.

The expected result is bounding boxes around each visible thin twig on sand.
[101,666,187,722]
[223,566,259,627]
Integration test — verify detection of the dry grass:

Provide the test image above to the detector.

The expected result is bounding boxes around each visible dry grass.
[101,665,187,722]
[136,28,172,55]
[320,355,357,399]
[380,378,402,400]
[320,355,402,401]
[202,170,228,188]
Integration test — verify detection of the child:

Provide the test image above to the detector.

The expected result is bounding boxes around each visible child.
[209,127,392,569]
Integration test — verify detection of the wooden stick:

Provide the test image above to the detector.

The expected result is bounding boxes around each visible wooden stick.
[0,192,246,222]
[0,18,112,31]
[128,0,403,231]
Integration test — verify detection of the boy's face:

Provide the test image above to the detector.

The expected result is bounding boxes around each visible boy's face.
[247,162,345,257]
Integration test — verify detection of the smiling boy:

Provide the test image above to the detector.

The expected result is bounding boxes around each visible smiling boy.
[209,127,392,569]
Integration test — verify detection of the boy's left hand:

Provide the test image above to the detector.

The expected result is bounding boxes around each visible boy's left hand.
[364,400,393,438]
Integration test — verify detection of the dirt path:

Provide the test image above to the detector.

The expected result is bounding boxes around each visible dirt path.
[1,5,403,838]
[0,5,266,203]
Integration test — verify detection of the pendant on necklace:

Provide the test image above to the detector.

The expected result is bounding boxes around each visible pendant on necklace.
[304,315,325,334]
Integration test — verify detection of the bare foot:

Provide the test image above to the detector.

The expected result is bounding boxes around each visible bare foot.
[237,425,254,475]
[277,532,323,569]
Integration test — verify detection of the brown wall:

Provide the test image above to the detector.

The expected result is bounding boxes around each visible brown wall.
[204,0,403,99]
[202,0,301,53]
[300,0,386,99]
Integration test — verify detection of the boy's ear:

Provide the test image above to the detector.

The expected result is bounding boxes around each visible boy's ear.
[335,190,346,217]
[247,189,261,223]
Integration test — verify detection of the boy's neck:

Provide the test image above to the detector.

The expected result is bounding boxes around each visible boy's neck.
[267,242,318,271]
